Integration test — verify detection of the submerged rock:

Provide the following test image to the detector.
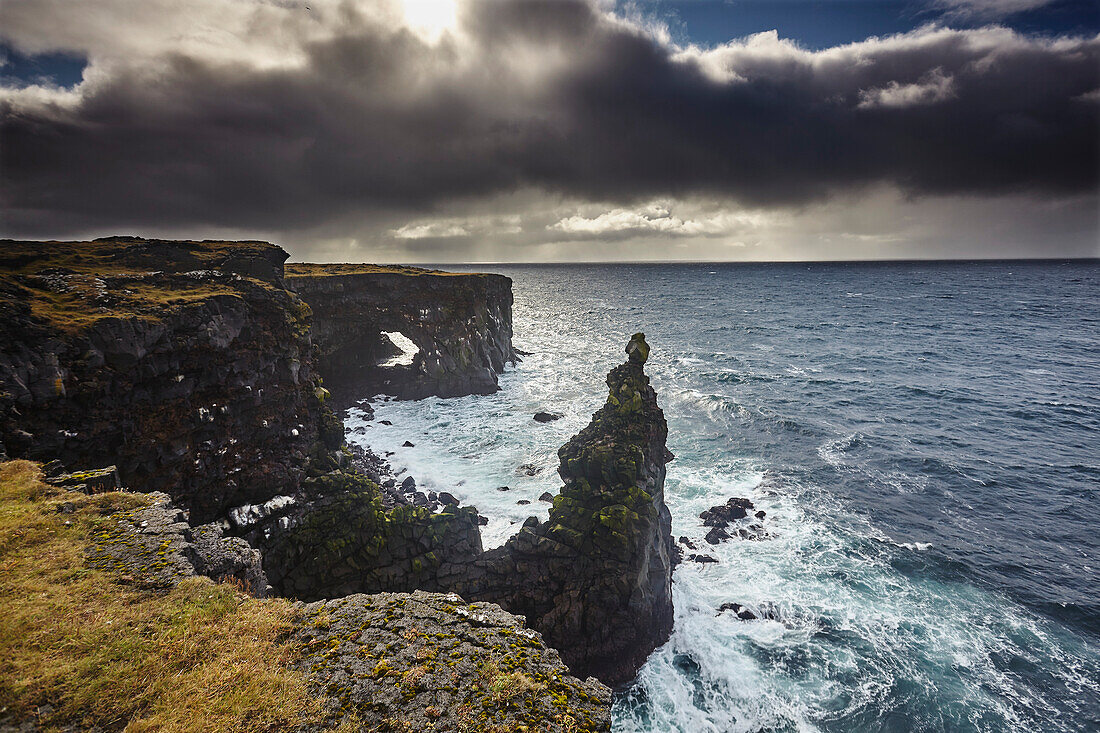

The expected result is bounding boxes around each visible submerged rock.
[717,602,758,620]
[700,496,768,544]
[704,526,730,545]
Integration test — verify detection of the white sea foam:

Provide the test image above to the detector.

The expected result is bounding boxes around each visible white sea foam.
[341,264,1099,731]
[379,331,419,367]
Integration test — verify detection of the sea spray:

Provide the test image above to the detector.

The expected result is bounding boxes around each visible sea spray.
[348,261,1100,732]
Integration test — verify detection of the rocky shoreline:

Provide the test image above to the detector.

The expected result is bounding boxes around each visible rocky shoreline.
[0,238,677,730]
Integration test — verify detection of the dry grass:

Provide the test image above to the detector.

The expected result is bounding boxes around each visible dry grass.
[0,460,328,732]
[284,263,484,277]
[478,661,546,704]
[0,239,283,333]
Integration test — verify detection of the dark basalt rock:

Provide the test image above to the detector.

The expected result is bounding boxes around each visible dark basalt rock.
[246,471,484,601]
[539,491,554,503]
[701,496,769,544]
[533,411,563,423]
[190,523,269,597]
[44,465,121,493]
[0,239,339,523]
[82,482,613,729]
[285,266,517,401]
[402,441,415,448]
[87,488,268,596]
[456,333,675,686]
[690,554,719,564]
[718,602,758,620]
[705,526,731,545]
[293,591,611,732]
[700,497,755,528]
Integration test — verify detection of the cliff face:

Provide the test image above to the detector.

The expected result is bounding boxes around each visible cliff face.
[0,239,521,606]
[1,239,671,692]
[238,469,485,601]
[456,334,676,687]
[286,264,516,399]
[0,238,342,523]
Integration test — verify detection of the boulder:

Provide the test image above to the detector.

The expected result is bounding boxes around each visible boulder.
[293,591,611,731]
[700,497,755,528]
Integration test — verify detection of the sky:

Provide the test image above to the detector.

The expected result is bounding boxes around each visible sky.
[1,0,1097,263]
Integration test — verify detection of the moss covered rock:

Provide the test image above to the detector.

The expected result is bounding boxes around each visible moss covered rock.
[293,590,611,732]
[458,335,675,686]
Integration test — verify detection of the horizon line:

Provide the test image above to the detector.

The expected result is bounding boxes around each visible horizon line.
[321,256,1100,267]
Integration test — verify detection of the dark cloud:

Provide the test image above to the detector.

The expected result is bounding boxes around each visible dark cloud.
[1,0,1097,239]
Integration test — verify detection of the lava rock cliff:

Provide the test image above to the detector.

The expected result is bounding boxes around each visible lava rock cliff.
[286,264,516,400]
[456,333,676,686]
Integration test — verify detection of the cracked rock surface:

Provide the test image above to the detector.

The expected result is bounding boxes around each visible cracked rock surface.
[86,490,268,594]
[293,590,611,732]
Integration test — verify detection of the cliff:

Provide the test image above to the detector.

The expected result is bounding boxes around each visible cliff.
[0,460,610,732]
[0,239,510,602]
[0,239,671,715]
[286,263,516,400]
[0,237,341,523]
[456,334,676,686]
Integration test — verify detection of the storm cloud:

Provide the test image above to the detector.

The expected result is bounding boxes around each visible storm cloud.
[1,0,1097,255]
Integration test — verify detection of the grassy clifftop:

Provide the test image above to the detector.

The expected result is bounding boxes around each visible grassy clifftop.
[0,460,338,732]
[0,461,611,732]
[284,263,489,278]
[0,237,291,333]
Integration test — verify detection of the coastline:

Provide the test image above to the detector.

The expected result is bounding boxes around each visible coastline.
[0,238,673,731]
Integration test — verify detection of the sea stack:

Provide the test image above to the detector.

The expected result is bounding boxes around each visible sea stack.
[462,333,675,686]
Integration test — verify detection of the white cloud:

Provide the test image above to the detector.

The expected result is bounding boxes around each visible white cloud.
[391,222,470,239]
[390,214,522,239]
[936,0,1053,21]
[858,68,956,109]
[549,201,772,239]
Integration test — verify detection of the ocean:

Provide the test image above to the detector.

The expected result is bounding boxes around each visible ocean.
[343,261,1100,732]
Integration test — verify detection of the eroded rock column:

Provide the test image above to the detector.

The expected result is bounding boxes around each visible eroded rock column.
[456,333,675,686]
